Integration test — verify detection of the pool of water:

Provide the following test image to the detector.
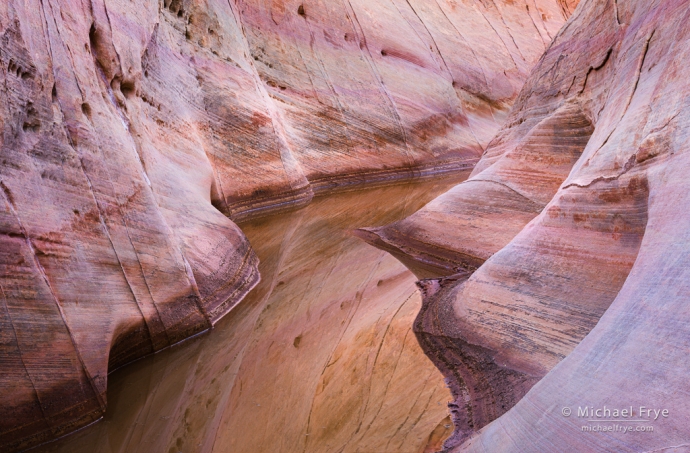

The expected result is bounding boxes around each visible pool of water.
[33,173,468,453]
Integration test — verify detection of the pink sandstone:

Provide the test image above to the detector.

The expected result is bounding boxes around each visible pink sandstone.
[0,0,571,450]
[363,0,690,451]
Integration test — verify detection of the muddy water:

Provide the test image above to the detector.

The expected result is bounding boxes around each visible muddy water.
[34,174,468,453]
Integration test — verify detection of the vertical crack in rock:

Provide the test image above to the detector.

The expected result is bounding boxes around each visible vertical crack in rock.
[340,0,416,170]
[533,0,554,41]
[432,0,490,96]
[524,2,548,47]
[0,228,49,427]
[472,2,523,70]
[1,181,106,411]
[301,15,361,171]
[395,0,486,151]
[222,0,313,218]
[614,0,622,26]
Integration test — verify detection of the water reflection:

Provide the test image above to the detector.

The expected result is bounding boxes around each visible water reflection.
[34,174,468,453]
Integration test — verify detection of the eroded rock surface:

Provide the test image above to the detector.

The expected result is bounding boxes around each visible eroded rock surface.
[235,0,572,193]
[0,0,572,450]
[356,100,594,278]
[454,0,690,450]
[363,0,690,451]
[31,177,464,453]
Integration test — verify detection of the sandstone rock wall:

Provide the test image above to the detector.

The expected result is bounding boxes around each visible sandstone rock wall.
[455,0,690,450]
[363,0,690,450]
[234,0,570,193]
[0,0,570,450]
[31,178,463,453]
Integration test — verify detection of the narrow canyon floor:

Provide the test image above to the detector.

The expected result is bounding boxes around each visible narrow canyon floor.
[31,174,471,453]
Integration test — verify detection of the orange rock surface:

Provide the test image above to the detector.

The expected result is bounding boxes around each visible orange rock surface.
[0,0,571,450]
[31,178,462,453]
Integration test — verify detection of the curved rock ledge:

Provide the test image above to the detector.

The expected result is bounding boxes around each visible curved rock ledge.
[362,0,690,451]
[453,0,690,450]
[357,100,595,278]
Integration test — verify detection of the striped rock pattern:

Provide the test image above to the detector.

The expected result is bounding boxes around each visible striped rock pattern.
[363,0,690,451]
[0,0,571,451]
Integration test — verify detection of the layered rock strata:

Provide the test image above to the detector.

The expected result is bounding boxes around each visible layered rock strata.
[0,0,572,451]
[363,0,690,451]
[234,0,572,194]
[32,178,462,453]
[356,100,595,278]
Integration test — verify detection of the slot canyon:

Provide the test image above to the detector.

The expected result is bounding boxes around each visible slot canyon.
[1,0,689,452]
